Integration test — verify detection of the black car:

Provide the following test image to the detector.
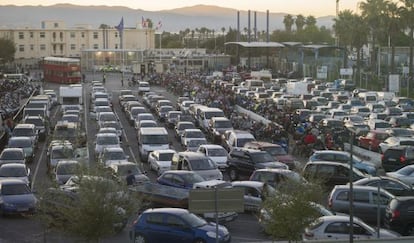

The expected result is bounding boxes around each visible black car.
[353,176,414,196]
[226,148,288,181]
[381,146,414,172]
[302,161,367,189]
[385,196,414,236]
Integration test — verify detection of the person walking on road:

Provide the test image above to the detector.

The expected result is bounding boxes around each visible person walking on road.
[126,170,135,186]
[103,72,106,84]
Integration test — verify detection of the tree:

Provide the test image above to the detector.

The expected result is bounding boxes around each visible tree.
[400,0,414,78]
[384,2,402,73]
[305,15,317,27]
[295,14,306,32]
[283,14,295,32]
[0,38,15,65]
[262,181,324,242]
[38,167,142,242]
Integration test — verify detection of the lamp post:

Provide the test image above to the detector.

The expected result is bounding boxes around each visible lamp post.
[346,126,360,243]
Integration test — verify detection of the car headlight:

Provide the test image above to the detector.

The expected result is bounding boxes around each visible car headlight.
[3,202,15,207]
[206,231,217,238]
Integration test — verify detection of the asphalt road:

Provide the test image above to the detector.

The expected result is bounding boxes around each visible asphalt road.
[0,72,272,243]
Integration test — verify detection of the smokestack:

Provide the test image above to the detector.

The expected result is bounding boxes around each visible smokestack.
[254,11,257,41]
[267,10,269,42]
[248,10,251,43]
[237,11,240,42]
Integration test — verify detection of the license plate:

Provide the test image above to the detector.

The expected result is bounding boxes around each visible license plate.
[17,208,28,212]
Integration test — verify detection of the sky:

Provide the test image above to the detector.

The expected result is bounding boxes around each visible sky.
[1,0,366,17]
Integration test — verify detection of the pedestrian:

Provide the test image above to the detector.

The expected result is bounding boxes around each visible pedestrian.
[103,73,106,84]
[126,170,135,186]
[121,77,124,87]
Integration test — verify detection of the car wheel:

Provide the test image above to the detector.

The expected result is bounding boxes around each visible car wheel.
[134,234,147,243]
[193,239,206,243]
[229,168,239,181]
[405,224,414,236]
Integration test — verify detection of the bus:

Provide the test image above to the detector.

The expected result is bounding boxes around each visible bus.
[42,57,81,84]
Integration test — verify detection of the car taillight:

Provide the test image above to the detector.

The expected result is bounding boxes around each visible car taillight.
[381,153,384,160]
[391,210,400,220]
[304,231,314,238]
[400,156,406,164]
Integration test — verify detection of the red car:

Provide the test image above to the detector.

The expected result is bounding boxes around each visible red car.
[358,130,389,152]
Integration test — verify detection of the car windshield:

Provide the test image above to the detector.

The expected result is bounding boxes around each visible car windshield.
[215,120,232,129]
[106,151,126,160]
[0,166,26,177]
[25,118,43,126]
[179,123,195,130]
[263,146,287,156]
[52,148,74,159]
[159,153,174,161]
[181,173,205,183]
[97,136,119,145]
[102,122,121,130]
[398,166,414,176]
[117,164,141,176]
[236,138,255,147]
[142,135,168,144]
[187,139,207,147]
[208,148,228,157]
[62,116,78,123]
[13,128,34,137]
[8,139,31,148]
[186,131,204,138]
[189,158,217,170]
[251,152,275,163]
[181,212,207,227]
[1,151,24,160]
[56,163,79,175]
[1,184,31,195]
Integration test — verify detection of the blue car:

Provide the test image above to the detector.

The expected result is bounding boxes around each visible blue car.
[156,170,205,189]
[129,208,231,243]
[0,179,37,214]
[309,150,377,175]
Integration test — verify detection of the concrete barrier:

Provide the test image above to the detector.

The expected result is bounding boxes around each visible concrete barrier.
[235,105,272,125]
[344,143,382,169]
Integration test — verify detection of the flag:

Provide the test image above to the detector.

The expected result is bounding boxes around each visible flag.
[141,16,147,28]
[156,21,162,30]
[115,17,124,32]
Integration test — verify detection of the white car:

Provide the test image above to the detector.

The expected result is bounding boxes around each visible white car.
[181,128,205,147]
[98,147,129,166]
[0,163,31,186]
[148,149,176,175]
[379,136,414,153]
[95,133,121,155]
[196,144,229,170]
[303,215,399,241]
[386,165,414,185]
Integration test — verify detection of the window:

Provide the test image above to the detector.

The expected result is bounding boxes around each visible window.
[54,22,59,28]
[115,44,118,49]
[40,32,45,38]
[81,44,85,49]
[19,45,24,52]
[93,44,99,49]
[70,32,75,38]
[325,222,348,234]
[336,191,349,201]
[353,191,369,203]
[146,213,163,225]
[81,32,85,38]
[70,44,76,50]
[353,223,370,235]
[29,32,33,38]
[30,44,34,51]
[165,215,185,228]
[372,192,390,205]
[40,44,46,51]
[93,32,98,39]
[115,32,118,38]
[18,32,24,39]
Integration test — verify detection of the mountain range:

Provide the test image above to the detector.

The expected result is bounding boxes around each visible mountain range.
[0,4,335,32]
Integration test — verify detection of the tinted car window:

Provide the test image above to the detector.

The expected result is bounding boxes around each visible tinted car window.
[325,222,348,234]
[146,213,164,225]
[354,191,369,203]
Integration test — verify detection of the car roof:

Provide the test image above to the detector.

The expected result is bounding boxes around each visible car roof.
[313,150,348,156]
[0,163,26,169]
[103,147,124,152]
[231,180,264,188]
[162,170,197,175]
[199,144,226,149]
[0,178,28,185]
[144,207,188,215]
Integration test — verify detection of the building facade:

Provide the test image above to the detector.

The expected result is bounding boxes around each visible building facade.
[0,20,155,67]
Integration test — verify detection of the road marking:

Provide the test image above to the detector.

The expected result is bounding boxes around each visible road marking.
[31,142,47,190]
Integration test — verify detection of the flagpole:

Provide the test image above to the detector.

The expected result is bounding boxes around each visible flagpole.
[159,32,162,62]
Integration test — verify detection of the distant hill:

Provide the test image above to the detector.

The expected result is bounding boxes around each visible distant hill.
[0,4,334,32]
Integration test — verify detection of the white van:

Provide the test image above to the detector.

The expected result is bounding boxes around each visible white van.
[138,127,169,162]
[197,107,225,132]
[242,79,264,90]
[358,92,378,104]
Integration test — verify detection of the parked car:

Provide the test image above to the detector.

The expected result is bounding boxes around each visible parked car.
[231,180,275,212]
[243,141,297,170]
[328,184,395,225]
[309,150,377,175]
[0,179,37,215]
[249,168,306,188]
[302,161,367,189]
[381,145,414,172]
[303,215,399,241]
[379,136,414,153]
[148,149,176,175]
[54,160,80,185]
[387,165,414,185]
[227,148,288,181]
[157,170,205,189]
[385,196,414,235]
[0,148,26,166]
[353,176,414,196]
[129,208,231,243]
[0,163,31,186]
[385,128,414,138]
[358,130,389,152]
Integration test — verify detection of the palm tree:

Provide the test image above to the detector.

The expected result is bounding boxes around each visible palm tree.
[399,0,414,78]
[305,16,317,27]
[295,15,306,32]
[359,0,390,74]
[283,14,294,32]
[384,2,402,73]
